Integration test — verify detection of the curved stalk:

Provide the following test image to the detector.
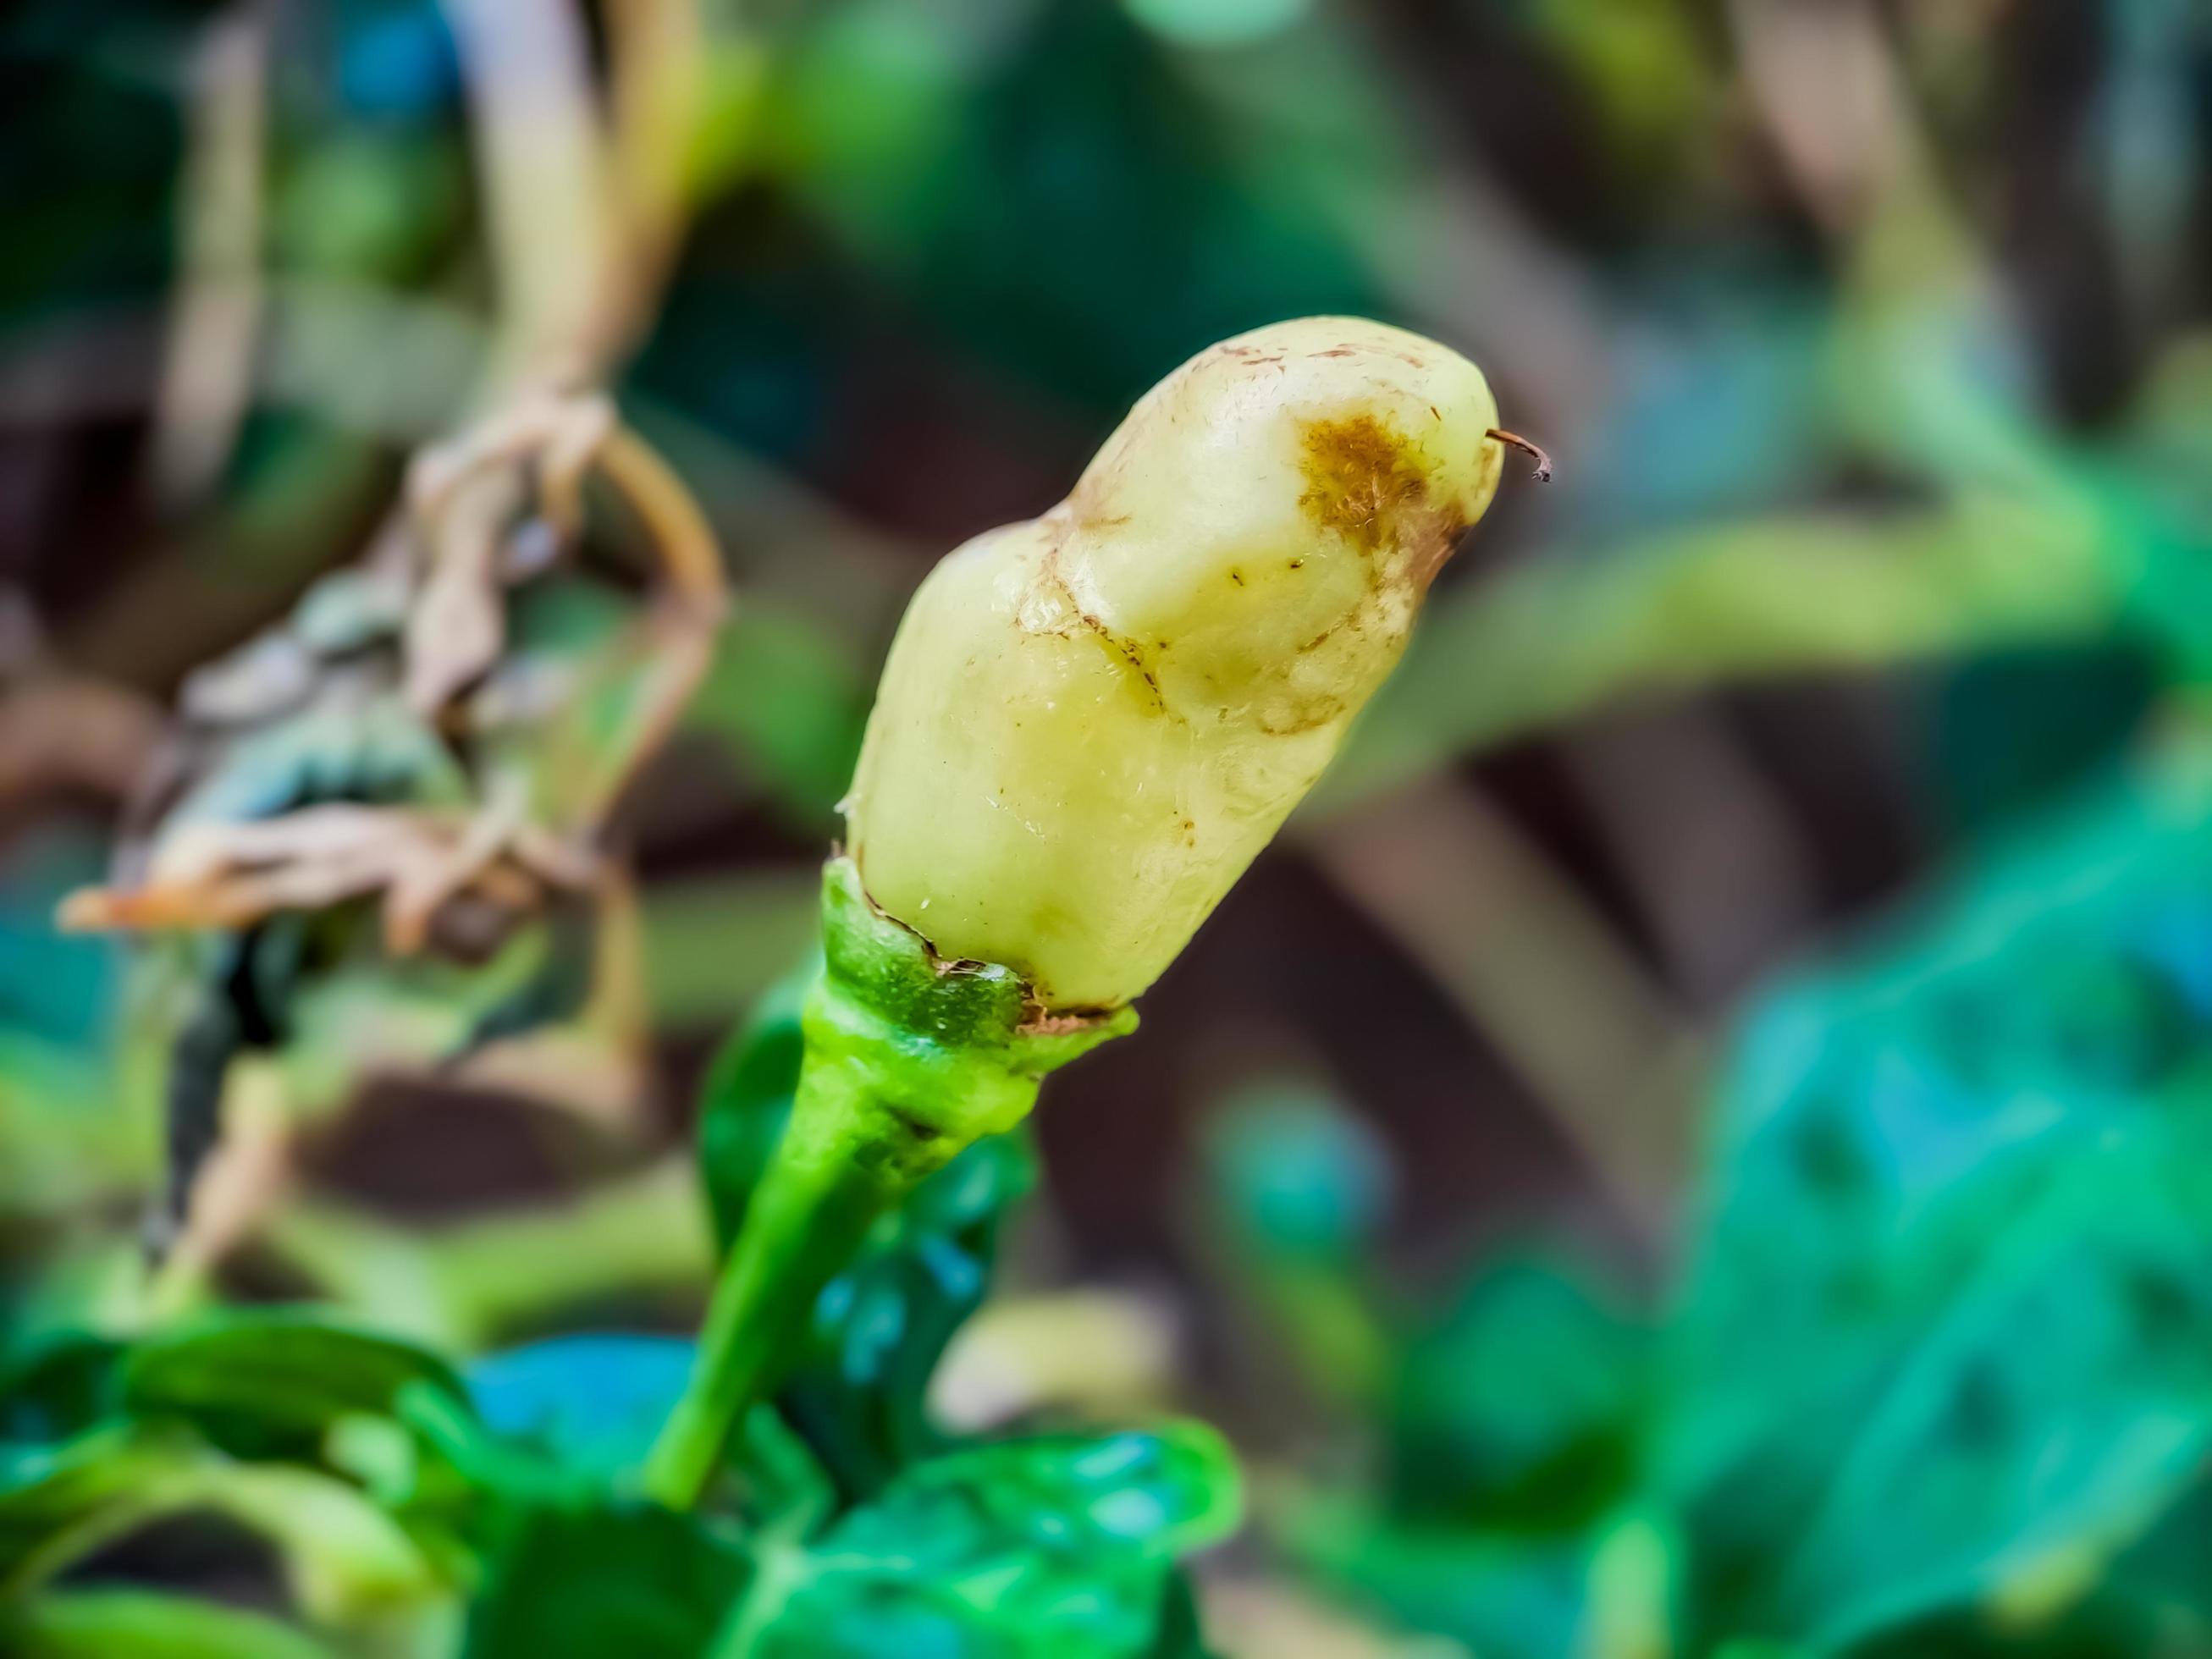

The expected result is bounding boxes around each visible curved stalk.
[643,858,1131,1508]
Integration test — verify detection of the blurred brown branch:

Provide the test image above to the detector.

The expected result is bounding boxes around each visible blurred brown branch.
[1307,777,1701,1237]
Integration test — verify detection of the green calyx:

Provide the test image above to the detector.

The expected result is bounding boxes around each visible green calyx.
[643,858,1133,1510]
[803,856,1136,1188]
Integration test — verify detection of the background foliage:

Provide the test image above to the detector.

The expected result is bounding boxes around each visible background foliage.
[7,0,2212,1653]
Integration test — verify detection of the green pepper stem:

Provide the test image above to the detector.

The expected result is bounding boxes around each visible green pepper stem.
[643,857,1134,1511]
[642,1044,905,1508]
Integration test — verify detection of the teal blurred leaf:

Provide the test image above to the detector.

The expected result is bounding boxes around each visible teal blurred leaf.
[741,1425,1240,1659]
[1387,1249,1645,1533]
[783,1127,1038,1497]
[0,824,121,1050]
[1665,746,2212,1650]
[467,1335,697,1485]
[1204,1085,1390,1267]
[1201,1090,1648,1656]
[0,1331,123,1447]
[1918,648,2156,835]
[1197,1084,1393,1408]
[1281,1498,1597,1659]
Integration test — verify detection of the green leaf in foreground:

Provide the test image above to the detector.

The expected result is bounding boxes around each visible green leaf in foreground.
[736,1425,1242,1658]
[119,1306,467,1462]
[0,1423,446,1617]
[462,1495,750,1659]
[1,1590,337,1659]
[0,1424,199,1586]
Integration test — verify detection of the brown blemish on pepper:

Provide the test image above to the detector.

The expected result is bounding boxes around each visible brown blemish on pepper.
[1298,414,1431,555]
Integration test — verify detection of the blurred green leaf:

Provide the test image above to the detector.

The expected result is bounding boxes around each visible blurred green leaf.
[643,874,826,1030]
[1664,742,2212,1650]
[1387,1249,1645,1534]
[781,1128,1038,1499]
[0,1029,147,1221]
[273,131,465,282]
[0,1331,123,1447]
[828,1425,1239,1563]
[268,1160,714,1354]
[2,1590,337,1659]
[1842,1593,2212,1659]
[685,602,873,827]
[0,1420,446,1617]
[1198,1085,1393,1407]
[462,1494,750,1659]
[1278,1497,1597,1659]
[737,1425,1240,1658]
[1143,1572,1216,1659]
[0,1423,193,1585]
[119,1307,467,1463]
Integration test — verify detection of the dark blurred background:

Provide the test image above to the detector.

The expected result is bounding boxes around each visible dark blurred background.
[7,2,2212,1651]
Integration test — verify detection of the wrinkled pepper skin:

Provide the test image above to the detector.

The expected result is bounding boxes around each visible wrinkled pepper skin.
[847,317,1507,1010]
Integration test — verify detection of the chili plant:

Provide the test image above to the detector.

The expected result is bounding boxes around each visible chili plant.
[1,316,1542,1656]
[644,316,1541,1507]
